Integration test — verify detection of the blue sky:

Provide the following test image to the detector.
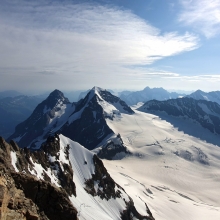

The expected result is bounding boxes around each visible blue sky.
[0,0,220,92]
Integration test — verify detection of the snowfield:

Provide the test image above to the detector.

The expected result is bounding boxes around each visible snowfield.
[60,135,136,220]
[102,109,220,220]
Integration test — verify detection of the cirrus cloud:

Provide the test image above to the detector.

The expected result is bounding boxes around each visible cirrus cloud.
[179,0,220,38]
[0,0,199,91]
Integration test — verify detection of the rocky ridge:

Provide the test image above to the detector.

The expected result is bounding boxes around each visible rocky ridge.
[139,97,220,135]
[0,136,78,220]
[0,135,154,220]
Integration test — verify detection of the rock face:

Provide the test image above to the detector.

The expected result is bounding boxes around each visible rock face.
[97,134,130,160]
[0,136,78,220]
[120,86,183,105]
[0,170,46,220]
[139,97,220,135]
[84,154,122,199]
[121,201,154,220]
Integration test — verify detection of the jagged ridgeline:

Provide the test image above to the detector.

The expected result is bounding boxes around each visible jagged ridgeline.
[0,134,154,220]
[7,87,134,161]
[139,97,220,135]
[8,87,134,155]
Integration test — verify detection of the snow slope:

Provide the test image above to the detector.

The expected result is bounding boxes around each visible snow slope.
[102,109,220,220]
[10,134,152,219]
[60,135,147,220]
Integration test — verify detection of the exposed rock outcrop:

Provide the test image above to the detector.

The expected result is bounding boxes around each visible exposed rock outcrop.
[97,134,130,160]
[121,200,154,220]
[0,136,78,220]
[84,154,122,200]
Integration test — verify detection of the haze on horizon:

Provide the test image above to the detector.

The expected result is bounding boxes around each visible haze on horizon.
[1,0,220,93]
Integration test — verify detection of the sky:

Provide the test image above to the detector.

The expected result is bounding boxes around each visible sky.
[1,0,220,93]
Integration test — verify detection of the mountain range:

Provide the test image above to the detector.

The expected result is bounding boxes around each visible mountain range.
[8,87,133,159]
[0,90,23,99]
[119,86,184,106]
[187,89,220,105]
[3,87,220,141]
[1,86,220,219]
[139,97,220,136]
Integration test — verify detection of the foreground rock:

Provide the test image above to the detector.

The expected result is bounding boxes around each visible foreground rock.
[0,136,77,220]
[0,135,154,220]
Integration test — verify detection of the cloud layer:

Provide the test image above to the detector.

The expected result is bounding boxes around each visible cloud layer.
[179,0,220,38]
[0,0,199,91]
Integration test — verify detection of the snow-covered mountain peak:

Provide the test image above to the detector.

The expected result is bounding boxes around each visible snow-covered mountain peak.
[84,86,105,103]
[91,86,105,93]
[60,87,134,150]
[45,89,70,109]
[76,86,134,116]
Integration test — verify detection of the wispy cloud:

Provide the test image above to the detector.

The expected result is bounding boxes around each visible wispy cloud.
[163,74,220,84]
[179,0,220,38]
[0,0,199,91]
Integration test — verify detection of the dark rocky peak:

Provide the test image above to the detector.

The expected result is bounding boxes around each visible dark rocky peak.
[45,89,70,109]
[7,90,75,149]
[61,94,113,150]
[15,89,70,124]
